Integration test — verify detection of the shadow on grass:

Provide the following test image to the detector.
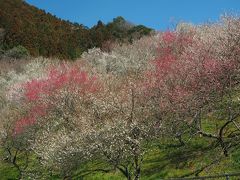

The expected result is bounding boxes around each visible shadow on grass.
[141,138,218,179]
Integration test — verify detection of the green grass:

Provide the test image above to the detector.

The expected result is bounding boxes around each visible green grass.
[1,140,239,180]
[1,120,240,179]
[72,137,240,179]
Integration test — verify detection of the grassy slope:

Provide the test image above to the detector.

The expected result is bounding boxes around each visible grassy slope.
[0,138,239,179]
[78,139,240,180]
[75,116,240,179]
[1,118,240,179]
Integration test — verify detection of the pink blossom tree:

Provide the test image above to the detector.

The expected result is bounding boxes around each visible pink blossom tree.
[145,24,240,156]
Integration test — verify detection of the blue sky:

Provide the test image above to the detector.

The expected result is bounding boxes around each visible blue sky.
[26,0,240,30]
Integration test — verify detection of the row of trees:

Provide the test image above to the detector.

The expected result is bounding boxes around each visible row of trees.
[1,16,240,179]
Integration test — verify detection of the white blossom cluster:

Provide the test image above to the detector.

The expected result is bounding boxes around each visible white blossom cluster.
[81,35,159,75]
[0,58,50,102]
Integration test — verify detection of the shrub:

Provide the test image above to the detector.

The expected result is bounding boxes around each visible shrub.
[4,45,29,59]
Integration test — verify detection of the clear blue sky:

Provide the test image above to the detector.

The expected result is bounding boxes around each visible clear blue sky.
[25,0,240,30]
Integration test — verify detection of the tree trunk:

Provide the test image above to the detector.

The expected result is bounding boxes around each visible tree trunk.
[117,166,132,180]
[63,175,72,180]
[134,167,141,180]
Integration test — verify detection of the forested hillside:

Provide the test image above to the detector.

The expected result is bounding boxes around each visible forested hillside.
[0,0,152,59]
